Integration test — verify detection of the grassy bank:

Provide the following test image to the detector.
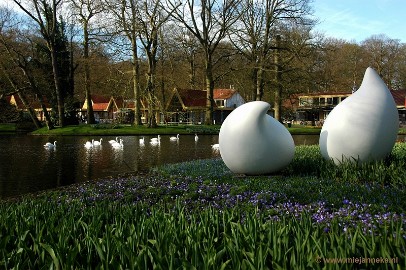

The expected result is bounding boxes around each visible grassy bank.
[0,123,16,133]
[29,123,322,136]
[30,123,222,136]
[1,144,405,269]
[3,122,406,136]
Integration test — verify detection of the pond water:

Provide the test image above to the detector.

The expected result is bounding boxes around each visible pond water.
[0,133,337,198]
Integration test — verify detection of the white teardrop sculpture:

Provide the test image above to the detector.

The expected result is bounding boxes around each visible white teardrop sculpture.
[319,67,399,164]
[219,101,295,175]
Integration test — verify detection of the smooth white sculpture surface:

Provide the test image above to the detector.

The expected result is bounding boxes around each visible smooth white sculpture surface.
[319,67,399,164]
[219,101,295,175]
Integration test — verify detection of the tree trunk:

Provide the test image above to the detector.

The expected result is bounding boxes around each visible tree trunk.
[50,47,65,127]
[250,67,257,101]
[273,35,282,122]
[132,39,142,125]
[46,0,65,127]
[17,92,42,129]
[256,66,264,101]
[84,22,95,124]
[205,57,214,125]
[146,60,157,128]
[38,96,54,130]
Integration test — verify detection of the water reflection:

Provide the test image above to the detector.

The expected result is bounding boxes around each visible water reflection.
[0,135,222,198]
[0,133,400,198]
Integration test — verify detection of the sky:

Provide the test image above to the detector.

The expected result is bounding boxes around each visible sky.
[311,0,405,43]
[1,0,404,43]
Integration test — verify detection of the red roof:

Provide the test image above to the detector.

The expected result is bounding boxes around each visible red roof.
[214,89,236,99]
[114,97,149,110]
[177,89,207,107]
[390,89,406,107]
[82,94,111,111]
[91,95,111,104]
[7,94,51,109]
[173,88,237,108]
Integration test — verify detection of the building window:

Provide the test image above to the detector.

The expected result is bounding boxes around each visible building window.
[299,97,313,106]
[327,98,333,105]
[319,98,325,105]
[333,97,339,105]
[215,100,225,107]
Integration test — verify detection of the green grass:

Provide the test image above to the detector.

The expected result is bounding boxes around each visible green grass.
[29,123,321,135]
[0,200,403,269]
[1,121,405,135]
[1,144,406,268]
[30,123,221,136]
[287,126,322,134]
[0,123,16,133]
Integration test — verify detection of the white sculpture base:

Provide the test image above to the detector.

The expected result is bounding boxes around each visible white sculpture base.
[219,101,295,175]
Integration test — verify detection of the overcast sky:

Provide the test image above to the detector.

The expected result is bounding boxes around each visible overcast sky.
[312,0,405,43]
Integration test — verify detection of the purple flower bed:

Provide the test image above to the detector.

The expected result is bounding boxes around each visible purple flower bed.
[44,172,406,237]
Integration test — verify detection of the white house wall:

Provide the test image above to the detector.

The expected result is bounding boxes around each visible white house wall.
[225,93,245,108]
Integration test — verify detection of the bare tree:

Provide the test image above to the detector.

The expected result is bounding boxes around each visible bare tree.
[0,6,53,129]
[69,0,105,124]
[104,0,145,125]
[167,0,242,125]
[0,43,53,129]
[362,34,403,90]
[136,0,178,127]
[230,0,314,120]
[12,0,69,126]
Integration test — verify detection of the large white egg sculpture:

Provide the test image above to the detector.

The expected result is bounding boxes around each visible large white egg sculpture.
[319,67,399,164]
[219,101,295,175]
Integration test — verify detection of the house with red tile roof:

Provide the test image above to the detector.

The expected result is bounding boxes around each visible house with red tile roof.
[287,89,406,126]
[165,88,245,124]
[6,94,52,122]
[114,97,151,123]
[81,95,120,123]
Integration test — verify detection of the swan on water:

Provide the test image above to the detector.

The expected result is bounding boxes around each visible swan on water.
[93,138,103,146]
[150,135,161,146]
[195,134,198,142]
[84,139,94,148]
[170,134,179,141]
[150,135,161,142]
[139,137,145,145]
[44,141,57,148]
[109,137,118,144]
[111,139,123,148]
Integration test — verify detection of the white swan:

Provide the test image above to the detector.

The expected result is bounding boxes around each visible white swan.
[150,135,161,143]
[109,137,118,144]
[44,141,57,149]
[195,134,199,142]
[170,134,179,141]
[139,137,145,145]
[84,139,94,148]
[93,138,103,146]
[211,143,220,151]
[111,139,123,148]
[150,135,161,146]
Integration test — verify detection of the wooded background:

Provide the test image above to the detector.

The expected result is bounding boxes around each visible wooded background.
[1,0,405,128]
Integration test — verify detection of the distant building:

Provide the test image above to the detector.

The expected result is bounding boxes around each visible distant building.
[288,89,406,126]
[165,88,245,124]
[6,94,52,122]
[81,95,119,123]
